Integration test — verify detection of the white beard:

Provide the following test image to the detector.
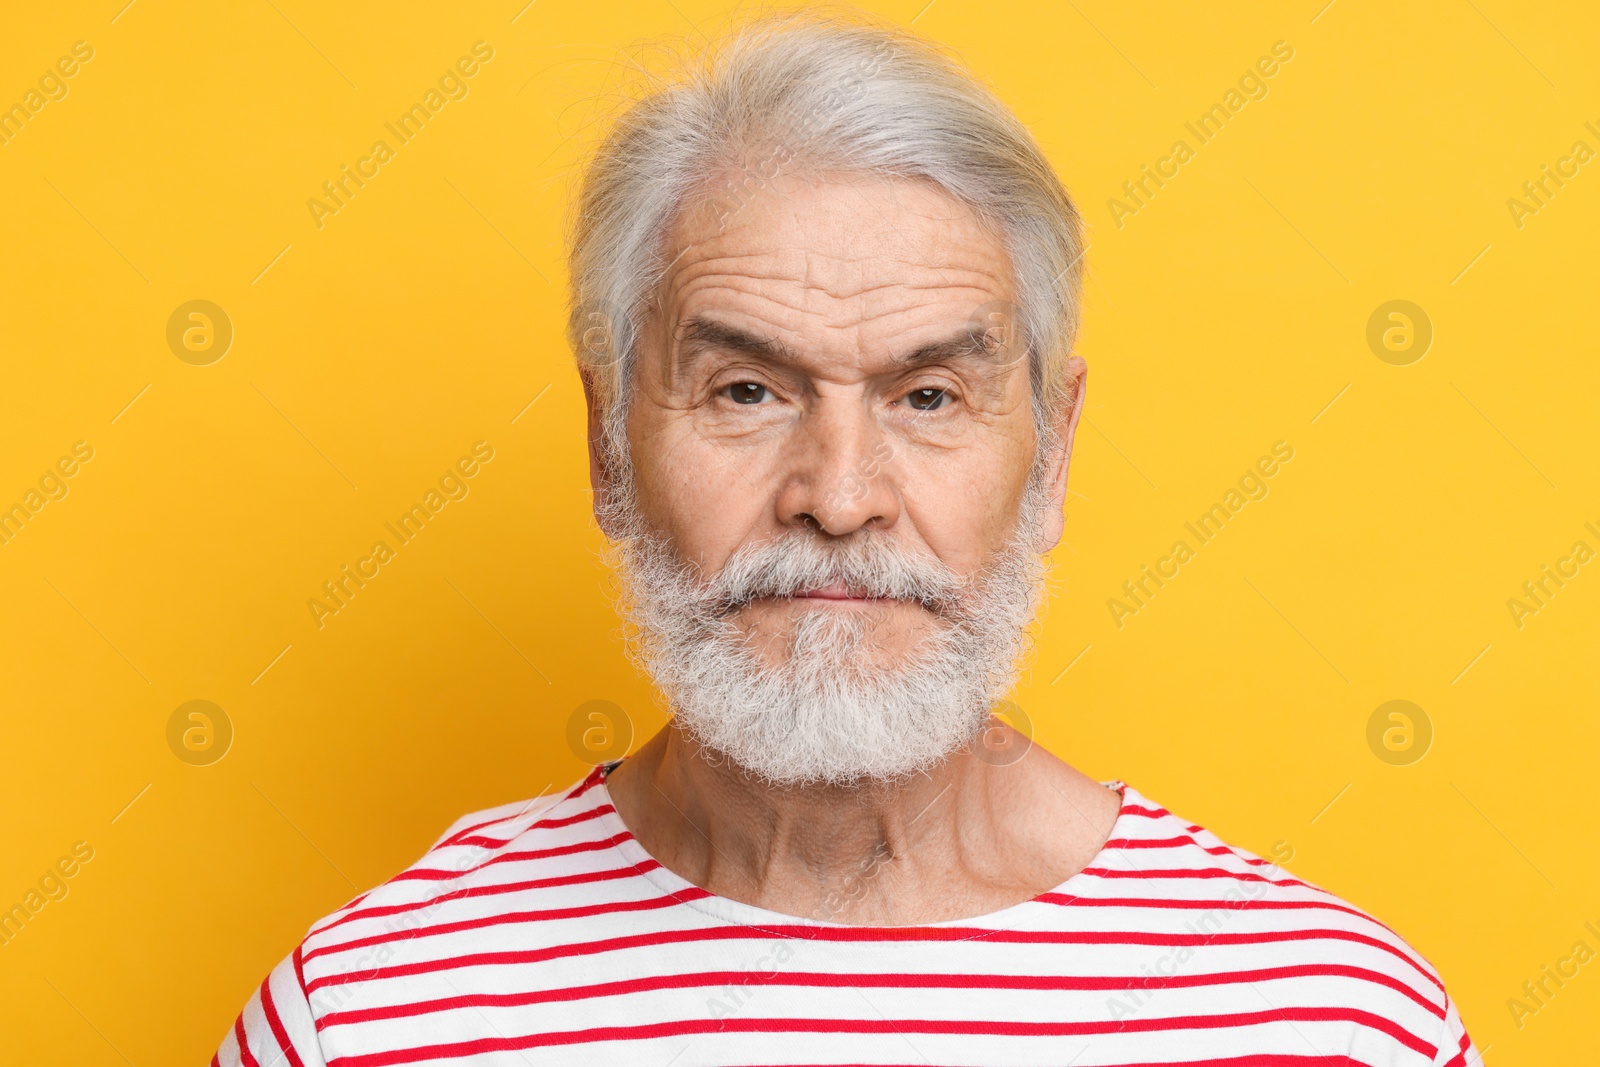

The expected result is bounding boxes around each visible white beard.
[601,462,1054,787]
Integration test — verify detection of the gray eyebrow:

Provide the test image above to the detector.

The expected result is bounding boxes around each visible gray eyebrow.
[892,330,998,370]
[674,314,1002,375]
[676,316,797,364]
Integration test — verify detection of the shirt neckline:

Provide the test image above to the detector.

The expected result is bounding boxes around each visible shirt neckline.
[589,763,1138,933]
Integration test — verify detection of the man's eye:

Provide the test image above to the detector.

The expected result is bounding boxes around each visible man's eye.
[905,388,948,411]
[725,382,770,405]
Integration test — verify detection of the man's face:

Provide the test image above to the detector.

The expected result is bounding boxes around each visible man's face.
[619,171,1054,670]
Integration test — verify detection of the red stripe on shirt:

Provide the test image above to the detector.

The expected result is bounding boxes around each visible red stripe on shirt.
[390,831,632,882]
[302,888,711,965]
[323,1006,1434,1067]
[233,1013,260,1067]
[301,923,1440,995]
[259,976,307,1067]
[1034,893,1366,922]
[1082,866,1316,890]
[316,961,1443,1031]
[308,860,661,936]
[444,804,615,850]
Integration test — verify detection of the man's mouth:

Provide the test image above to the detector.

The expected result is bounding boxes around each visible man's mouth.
[790,582,886,602]
[722,585,956,616]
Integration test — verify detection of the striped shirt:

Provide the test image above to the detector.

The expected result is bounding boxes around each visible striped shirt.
[216,765,1477,1067]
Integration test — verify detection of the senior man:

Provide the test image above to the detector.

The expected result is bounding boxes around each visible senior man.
[219,11,1476,1067]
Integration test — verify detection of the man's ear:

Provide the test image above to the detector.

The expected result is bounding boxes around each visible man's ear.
[580,369,618,537]
[1035,354,1087,554]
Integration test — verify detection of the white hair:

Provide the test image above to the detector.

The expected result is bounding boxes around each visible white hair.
[565,6,1085,473]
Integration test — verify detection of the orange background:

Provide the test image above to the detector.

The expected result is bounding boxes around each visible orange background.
[1,1,1596,1062]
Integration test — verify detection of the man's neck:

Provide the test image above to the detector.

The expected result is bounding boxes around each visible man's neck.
[603,721,1123,925]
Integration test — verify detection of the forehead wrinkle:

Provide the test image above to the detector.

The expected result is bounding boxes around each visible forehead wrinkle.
[808,183,1003,294]
[662,181,1010,307]
[808,175,981,295]
[664,252,1005,340]
[668,239,1003,298]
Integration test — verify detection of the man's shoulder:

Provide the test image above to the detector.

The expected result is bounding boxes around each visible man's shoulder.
[426,790,571,851]
[1098,783,1453,1001]
[295,768,614,977]
[1103,781,1325,891]
[1108,782,1353,890]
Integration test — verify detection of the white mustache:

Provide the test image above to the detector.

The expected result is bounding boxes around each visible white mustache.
[704,533,969,613]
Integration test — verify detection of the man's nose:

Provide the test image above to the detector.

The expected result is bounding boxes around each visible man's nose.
[774,395,900,536]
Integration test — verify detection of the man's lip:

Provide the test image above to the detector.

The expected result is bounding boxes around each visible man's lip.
[733,588,943,613]
[790,582,880,601]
